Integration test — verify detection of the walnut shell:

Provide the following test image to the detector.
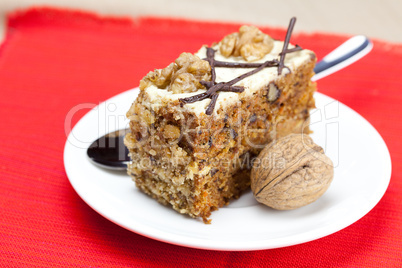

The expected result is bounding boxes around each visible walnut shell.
[251,134,334,210]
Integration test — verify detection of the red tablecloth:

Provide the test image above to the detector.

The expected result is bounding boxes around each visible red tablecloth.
[1,7,401,267]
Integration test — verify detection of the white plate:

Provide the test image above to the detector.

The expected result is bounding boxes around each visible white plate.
[64,88,391,251]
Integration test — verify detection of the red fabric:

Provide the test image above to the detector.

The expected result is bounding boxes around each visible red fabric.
[1,7,401,267]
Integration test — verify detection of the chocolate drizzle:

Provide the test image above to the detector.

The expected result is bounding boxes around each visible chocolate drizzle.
[179,17,302,115]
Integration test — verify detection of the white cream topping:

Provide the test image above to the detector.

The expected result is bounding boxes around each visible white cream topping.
[143,40,313,115]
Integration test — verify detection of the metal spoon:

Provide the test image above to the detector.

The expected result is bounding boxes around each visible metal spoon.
[312,35,372,81]
[87,35,372,170]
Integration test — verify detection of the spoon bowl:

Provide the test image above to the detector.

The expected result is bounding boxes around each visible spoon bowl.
[87,128,131,170]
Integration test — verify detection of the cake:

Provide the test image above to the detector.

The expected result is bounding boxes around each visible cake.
[124,18,317,223]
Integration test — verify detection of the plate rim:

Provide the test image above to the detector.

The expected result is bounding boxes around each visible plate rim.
[64,88,392,251]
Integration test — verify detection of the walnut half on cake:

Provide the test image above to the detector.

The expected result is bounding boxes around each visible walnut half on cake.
[124,18,317,223]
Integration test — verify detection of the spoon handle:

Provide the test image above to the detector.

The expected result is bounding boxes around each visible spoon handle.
[312,35,373,81]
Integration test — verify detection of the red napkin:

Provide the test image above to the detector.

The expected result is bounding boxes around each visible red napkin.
[0,7,401,267]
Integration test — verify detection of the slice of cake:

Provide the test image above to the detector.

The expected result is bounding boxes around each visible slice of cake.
[124,18,317,223]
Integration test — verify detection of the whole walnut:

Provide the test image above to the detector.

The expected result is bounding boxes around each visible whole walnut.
[251,134,334,210]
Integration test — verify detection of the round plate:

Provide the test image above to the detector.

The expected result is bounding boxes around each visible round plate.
[64,88,391,251]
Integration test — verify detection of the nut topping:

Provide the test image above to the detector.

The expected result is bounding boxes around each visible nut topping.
[140,53,211,93]
[219,25,274,62]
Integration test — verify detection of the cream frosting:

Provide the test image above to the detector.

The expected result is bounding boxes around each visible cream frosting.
[142,40,314,115]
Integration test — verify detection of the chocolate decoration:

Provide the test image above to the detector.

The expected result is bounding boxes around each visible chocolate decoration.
[278,17,297,75]
[213,60,279,68]
[180,92,209,104]
[206,47,216,83]
[223,60,276,86]
[219,86,244,92]
[279,45,303,55]
[181,61,272,105]
[179,17,303,114]
[206,93,219,115]
[200,81,244,92]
